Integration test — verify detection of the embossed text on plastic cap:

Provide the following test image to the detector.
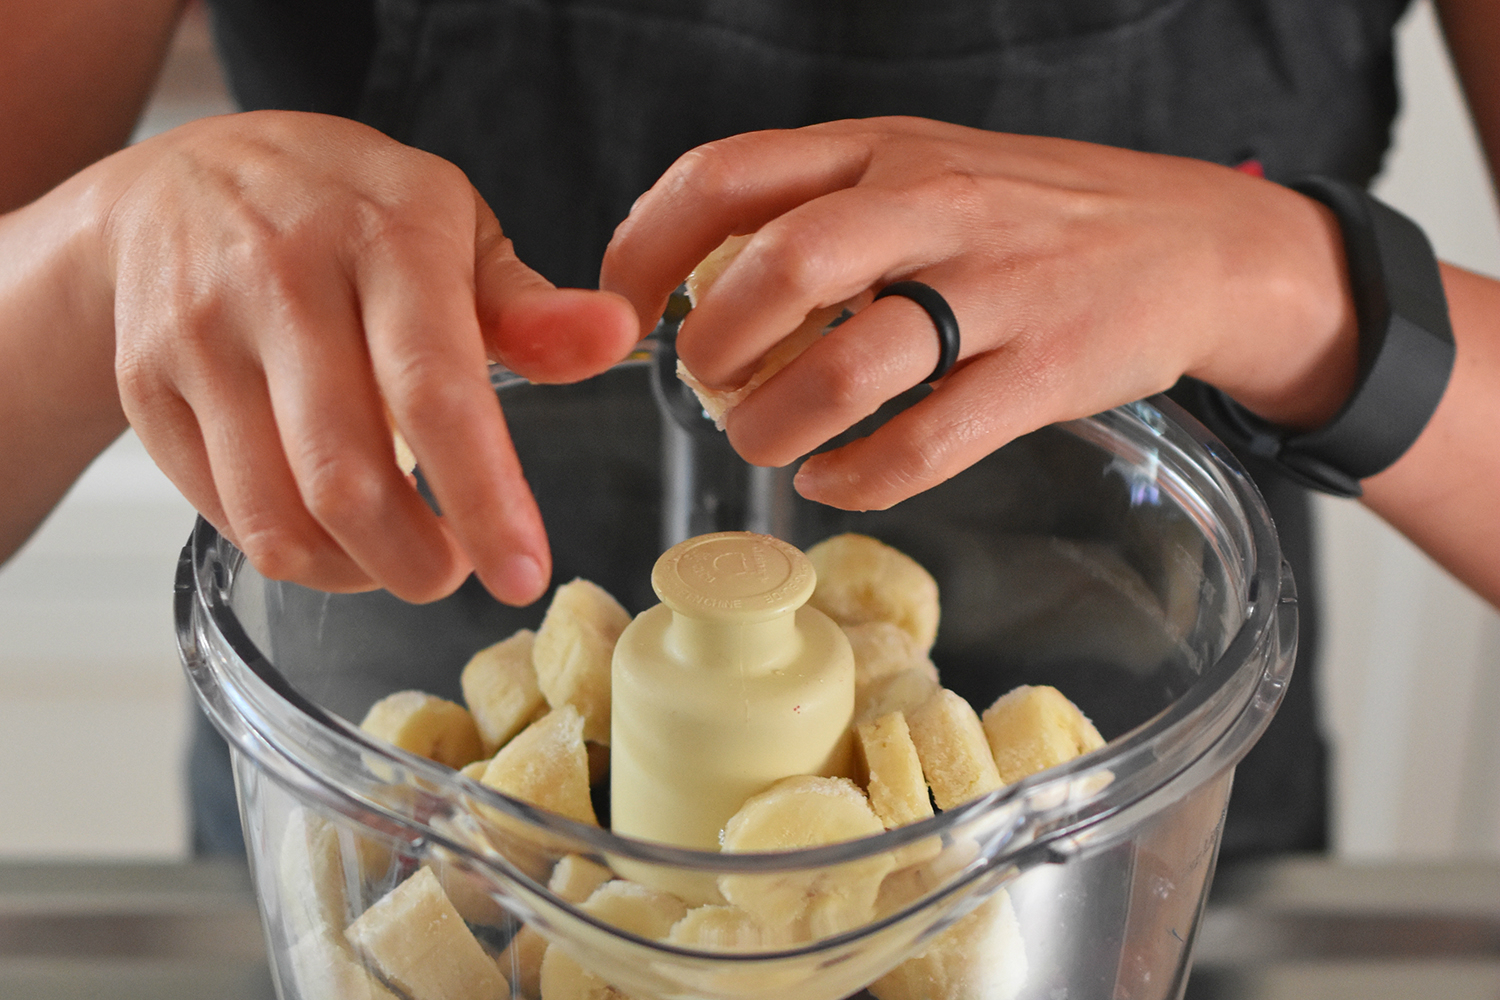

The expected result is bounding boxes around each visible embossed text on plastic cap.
[652,532,816,623]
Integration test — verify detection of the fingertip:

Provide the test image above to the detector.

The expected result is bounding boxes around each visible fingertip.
[487,288,642,383]
[479,550,550,608]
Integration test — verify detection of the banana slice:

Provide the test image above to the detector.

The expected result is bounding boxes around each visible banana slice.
[677,233,858,429]
[855,666,940,727]
[500,855,616,999]
[906,689,1003,810]
[462,629,548,756]
[684,234,754,305]
[717,775,894,941]
[807,534,941,651]
[845,621,938,691]
[345,867,510,1000]
[359,690,486,770]
[533,579,631,746]
[279,807,355,942]
[868,890,1027,1000]
[549,854,616,902]
[538,881,688,1000]
[666,904,786,952]
[982,684,1106,785]
[855,712,934,830]
[287,925,402,1000]
[480,705,598,827]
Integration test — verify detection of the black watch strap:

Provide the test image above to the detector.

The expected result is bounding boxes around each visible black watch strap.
[1200,176,1456,498]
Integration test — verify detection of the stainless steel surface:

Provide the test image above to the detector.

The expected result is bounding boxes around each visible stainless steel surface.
[2,857,1496,998]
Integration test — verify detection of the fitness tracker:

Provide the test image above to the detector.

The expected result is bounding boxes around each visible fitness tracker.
[1197,176,1455,498]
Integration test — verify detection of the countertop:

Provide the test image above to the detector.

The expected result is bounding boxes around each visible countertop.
[1,855,1496,999]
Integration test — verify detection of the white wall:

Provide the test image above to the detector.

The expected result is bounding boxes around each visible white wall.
[1325,0,1500,858]
[0,0,1496,859]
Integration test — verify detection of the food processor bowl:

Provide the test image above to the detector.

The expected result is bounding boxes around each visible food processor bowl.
[177,341,1296,1000]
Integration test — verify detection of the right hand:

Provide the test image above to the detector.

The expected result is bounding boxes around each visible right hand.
[95,111,638,605]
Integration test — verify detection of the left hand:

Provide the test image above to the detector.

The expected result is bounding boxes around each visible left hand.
[601,117,1358,511]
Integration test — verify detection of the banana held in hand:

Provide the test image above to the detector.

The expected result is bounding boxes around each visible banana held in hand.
[677,234,859,429]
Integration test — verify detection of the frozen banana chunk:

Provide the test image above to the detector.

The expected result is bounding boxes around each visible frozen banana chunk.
[855,666,940,727]
[907,689,1003,811]
[279,807,354,942]
[856,712,934,830]
[846,621,939,691]
[345,867,509,1000]
[677,233,859,429]
[538,881,688,1000]
[718,775,893,941]
[982,684,1106,786]
[666,904,791,952]
[480,705,598,826]
[807,534,941,651]
[501,855,615,999]
[462,629,548,756]
[287,925,402,1000]
[359,690,486,770]
[533,579,631,745]
[684,234,753,305]
[868,890,1027,1000]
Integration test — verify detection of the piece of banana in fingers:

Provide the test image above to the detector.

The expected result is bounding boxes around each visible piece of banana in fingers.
[533,579,631,746]
[807,534,941,652]
[677,233,859,429]
[906,688,1004,811]
[982,684,1105,785]
[462,629,548,756]
[359,690,486,770]
[345,867,510,1000]
[718,775,894,941]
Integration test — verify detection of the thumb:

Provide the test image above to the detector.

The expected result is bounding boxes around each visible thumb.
[473,192,639,384]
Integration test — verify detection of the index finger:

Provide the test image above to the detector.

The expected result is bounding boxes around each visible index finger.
[600,123,875,333]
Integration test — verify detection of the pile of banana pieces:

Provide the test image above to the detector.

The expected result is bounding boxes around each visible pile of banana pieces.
[278,533,1105,1000]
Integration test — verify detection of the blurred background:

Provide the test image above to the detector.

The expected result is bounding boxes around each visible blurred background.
[0,0,1496,862]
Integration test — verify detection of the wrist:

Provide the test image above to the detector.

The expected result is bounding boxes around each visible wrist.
[1192,178,1455,498]
[1192,176,1361,429]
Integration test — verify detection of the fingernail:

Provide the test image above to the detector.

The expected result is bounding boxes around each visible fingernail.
[500,552,549,606]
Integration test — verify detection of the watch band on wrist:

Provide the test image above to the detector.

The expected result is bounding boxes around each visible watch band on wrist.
[1199,176,1456,498]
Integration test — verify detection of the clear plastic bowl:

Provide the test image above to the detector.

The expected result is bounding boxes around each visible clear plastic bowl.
[176,346,1296,1000]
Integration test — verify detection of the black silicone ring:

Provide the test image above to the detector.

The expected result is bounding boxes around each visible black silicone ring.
[874,280,962,382]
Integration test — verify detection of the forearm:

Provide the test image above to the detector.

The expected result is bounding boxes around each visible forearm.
[1360,262,1500,608]
[0,168,124,562]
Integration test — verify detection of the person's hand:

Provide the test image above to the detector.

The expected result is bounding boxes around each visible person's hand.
[96,111,638,605]
[602,117,1359,511]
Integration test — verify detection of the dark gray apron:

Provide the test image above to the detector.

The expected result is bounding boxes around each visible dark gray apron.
[195,0,1414,858]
